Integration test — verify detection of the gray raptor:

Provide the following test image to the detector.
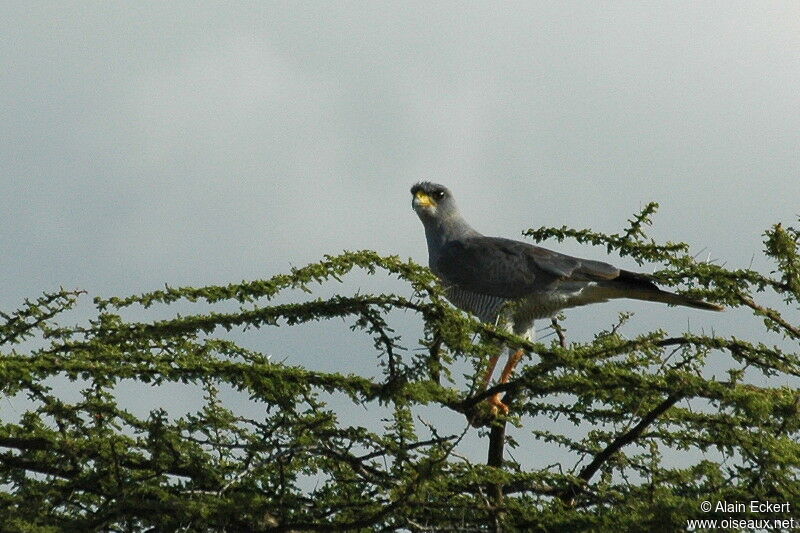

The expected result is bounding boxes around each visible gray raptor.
[410,181,722,414]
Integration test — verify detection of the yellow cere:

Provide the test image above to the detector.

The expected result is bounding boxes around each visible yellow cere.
[415,190,435,207]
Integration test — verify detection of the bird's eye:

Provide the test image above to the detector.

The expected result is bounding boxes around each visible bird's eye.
[434,190,445,199]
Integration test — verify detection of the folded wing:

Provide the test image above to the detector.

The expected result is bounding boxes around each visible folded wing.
[435,237,619,299]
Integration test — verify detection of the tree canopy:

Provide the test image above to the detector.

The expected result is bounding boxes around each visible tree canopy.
[1,204,798,531]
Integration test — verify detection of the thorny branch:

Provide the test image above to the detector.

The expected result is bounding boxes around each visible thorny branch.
[0,211,798,530]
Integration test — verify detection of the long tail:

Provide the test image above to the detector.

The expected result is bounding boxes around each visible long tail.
[611,270,724,312]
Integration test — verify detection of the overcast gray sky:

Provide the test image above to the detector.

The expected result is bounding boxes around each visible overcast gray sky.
[2,2,799,467]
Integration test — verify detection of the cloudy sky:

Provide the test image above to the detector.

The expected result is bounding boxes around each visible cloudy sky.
[2,2,799,465]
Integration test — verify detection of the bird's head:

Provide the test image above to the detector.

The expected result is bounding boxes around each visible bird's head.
[410,181,458,222]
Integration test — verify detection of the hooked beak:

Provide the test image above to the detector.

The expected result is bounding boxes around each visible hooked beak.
[412,190,436,209]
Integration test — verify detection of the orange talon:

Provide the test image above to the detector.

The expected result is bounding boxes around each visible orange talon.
[483,348,525,418]
[487,393,510,416]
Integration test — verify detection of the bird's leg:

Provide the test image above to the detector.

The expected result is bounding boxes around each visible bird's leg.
[499,348,524,384]
[465,352,503,427]
[481,353,501,391]
[487,348,525,415]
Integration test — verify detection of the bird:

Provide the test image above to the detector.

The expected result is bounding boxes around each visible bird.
[410,181,723,417]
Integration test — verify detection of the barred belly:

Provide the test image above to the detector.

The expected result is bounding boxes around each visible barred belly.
[444,284,606,333]
[443,286,507,324]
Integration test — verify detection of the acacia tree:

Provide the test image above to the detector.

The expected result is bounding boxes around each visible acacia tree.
[0,205,798,532]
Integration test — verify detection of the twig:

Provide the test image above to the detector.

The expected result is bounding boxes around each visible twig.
[550,317,567,348]
[560,393,681,505]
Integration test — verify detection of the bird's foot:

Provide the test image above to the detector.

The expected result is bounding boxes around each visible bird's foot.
[466,395,510,427]
[487,393,510,416]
